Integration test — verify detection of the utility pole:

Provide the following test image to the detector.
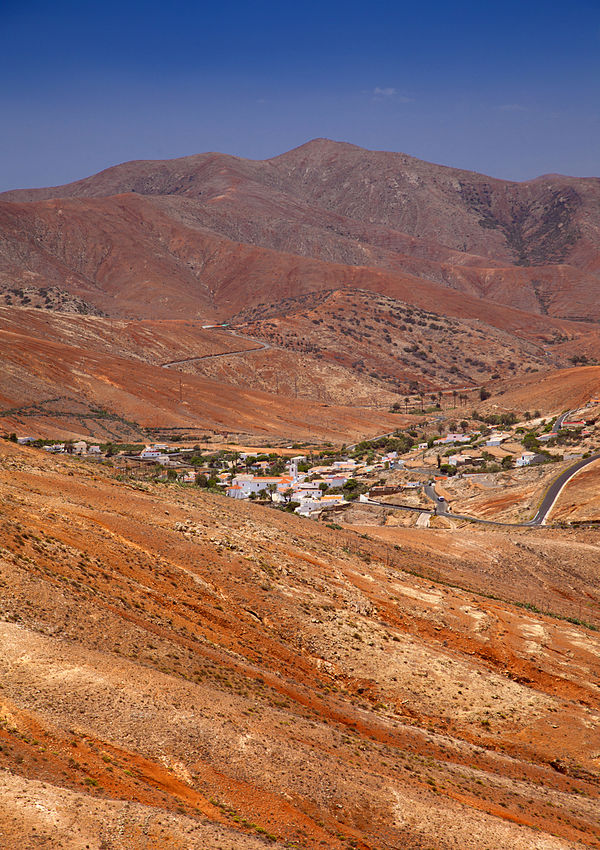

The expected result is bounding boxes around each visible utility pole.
[179,376,182,403]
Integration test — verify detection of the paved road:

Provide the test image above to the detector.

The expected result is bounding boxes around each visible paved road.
[552,410,572,433]
[528,452,600,525]
[368,452,600,528]
[161,329,270,368]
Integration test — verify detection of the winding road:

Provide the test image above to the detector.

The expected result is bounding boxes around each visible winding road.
[161,329,270,369]
[368,452,600,528]
[165,329,597,529]
[552,410,572,433]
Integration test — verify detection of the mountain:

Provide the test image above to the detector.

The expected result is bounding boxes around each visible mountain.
[2,138,600,322]
[2,139,600,436]
[4,143,600,850]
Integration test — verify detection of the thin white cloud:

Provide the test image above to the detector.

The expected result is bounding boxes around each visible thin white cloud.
[372,87,413,102]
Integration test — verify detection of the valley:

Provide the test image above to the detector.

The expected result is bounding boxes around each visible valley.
[2,139,600,849]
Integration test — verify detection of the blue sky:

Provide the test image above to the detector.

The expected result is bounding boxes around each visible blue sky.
[1,0,599,190]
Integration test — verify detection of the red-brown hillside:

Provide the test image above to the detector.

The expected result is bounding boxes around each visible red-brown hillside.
[2,440,600,849]
[2,139,600,321]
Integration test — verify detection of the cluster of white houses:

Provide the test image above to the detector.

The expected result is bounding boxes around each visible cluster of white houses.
[225,456,358,515]
[431,429,545,468]
[29,439,103,455]
[221,450,407,515]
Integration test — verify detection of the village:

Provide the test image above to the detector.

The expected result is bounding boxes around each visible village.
[6,396,600,523]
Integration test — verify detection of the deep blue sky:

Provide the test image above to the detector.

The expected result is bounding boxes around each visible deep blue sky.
[1,0,599,190]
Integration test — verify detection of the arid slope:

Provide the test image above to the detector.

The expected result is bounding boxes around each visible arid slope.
[1,441,600,848]
[0,306,405,440]
[2,139,600,322]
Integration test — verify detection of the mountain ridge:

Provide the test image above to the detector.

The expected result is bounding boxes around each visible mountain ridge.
[6,138,600,203]
[2,139,599,312]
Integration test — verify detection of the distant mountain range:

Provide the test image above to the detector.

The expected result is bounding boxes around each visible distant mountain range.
[1,138,599,324]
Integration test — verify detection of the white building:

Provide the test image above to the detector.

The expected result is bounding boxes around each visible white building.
[434,433,471,446]
[331,459,357,471]
[515,451,536,467]
[292,482,322,499]
[295,499,323,516]
[140,447,162,459]
[228,475,295,499]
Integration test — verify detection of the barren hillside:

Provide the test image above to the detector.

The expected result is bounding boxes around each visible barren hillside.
[484,365,600,415]
[3,139,600,321]
[0,307,405,441]
[236,289,570,392]
[1,441,600,849]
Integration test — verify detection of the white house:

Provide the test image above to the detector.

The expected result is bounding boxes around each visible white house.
[292,482,322,499]
[295,498,323,516]
[140,447,162,459]
[515,451,536,467]
[294,493,346,516]
[332,459,357,471]
[434,433,471,446]
[321,474,348,488]
[318,494,346,506]
[228,475,295,499]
